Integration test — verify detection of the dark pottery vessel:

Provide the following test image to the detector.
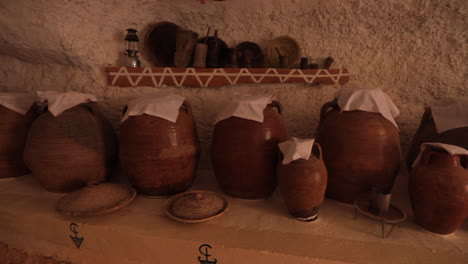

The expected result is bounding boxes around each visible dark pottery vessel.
[315,100,401,204]
[211,102,288,199]
[0,106,37,178]
[277,142,328,221]
[120,101,200,196]
[24,103,118,192]
[406,107,468,170]
[409,148,468,234]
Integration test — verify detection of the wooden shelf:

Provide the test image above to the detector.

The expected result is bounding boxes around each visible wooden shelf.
[105,67,350,88]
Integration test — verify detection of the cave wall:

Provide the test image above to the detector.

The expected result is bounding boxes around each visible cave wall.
[1,0,466,167]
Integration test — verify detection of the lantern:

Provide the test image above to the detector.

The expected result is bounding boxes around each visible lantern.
[124,28,141,67]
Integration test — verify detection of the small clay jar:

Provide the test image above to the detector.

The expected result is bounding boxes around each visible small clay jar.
[409,148,468,234]
[277,142,328,221]
[120,101,200,196]
[211,102,288,199]
[406,107,468,170]
[315,100,401,204]
[24,103,118,192]
[0,105,37,178]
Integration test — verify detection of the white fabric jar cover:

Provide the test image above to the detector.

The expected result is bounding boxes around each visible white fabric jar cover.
[121,92,186,123]
[214,93,274,124]
[335,86,400,129]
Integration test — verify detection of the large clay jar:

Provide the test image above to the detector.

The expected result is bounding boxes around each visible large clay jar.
[409,148,468,234]
[120,101,200,196]
[315,100,401,204]
[212,102,288,199]
[277,142,328,221]
[0,105,37,178]
[24,103,118,192]
[406,107,468,170]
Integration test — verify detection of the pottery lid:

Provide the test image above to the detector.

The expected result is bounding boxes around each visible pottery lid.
[164,191,229,223]
[56,183,136,216]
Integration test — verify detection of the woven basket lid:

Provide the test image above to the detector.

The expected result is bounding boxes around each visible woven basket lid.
[164,191,229,223]
[56,183,136,216]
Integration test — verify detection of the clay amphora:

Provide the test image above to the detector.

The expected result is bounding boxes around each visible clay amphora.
[277,142,328,221]
[409,148,468,234]
[24,103,118,192]
[211,102,288,199]
[406,108,468,170]
[315,100,401,204]
[120,101,200,196]
[0,106,37,178]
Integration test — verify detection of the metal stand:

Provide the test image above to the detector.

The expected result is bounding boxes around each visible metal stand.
[354,208,397,239]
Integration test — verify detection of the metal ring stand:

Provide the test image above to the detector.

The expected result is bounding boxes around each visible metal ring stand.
[353,198,407,239]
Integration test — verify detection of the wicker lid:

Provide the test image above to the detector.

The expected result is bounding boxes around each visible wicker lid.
[56,183,136,216]
[164,191,229,223]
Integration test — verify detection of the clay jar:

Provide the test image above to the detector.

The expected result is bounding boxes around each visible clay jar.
[277,142,328,221]
[24,103,118,192]
[120,101,200,196]
[212,102,288,199]
[406,108,468,170]
[0,106,37,178]
[409,148,468,234]
[315,100,401,204]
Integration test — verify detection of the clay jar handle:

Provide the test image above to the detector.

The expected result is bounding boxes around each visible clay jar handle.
[312,142,323,160]
[84,103,96,115]
[420,149,437,166]
[461,155,468,170]
[181,100,193,116]
[319,99,338,124]
[268,100,283,114]
[122,105,128,116]
[422,107,433,122]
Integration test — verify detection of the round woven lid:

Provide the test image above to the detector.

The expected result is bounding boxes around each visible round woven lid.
[56,183,136,216]
[164,191,229,223]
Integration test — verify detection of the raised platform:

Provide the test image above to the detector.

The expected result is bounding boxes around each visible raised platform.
[0,169,466,264]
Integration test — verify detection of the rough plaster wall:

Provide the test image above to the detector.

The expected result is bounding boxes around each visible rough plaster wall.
[0,0,466,167]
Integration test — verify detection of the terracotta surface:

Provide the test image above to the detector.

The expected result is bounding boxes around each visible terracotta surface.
[120,101,200,196]
[406,107,468,170]
[277,142,328,220]
[105,67,350,87]
[0,106,37,178]
[315,101,401,204]
[409,148,468,234]
[212,102,288,199]
[23,103,118,193]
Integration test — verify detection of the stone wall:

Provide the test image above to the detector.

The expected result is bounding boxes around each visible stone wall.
[1,0,466,167]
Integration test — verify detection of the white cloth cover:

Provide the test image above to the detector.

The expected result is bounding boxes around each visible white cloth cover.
[214,93,274,124]
[0,93,36,115]
[412,142,468,168]
[37,91,98,117]
[121,92,186,123]
[278,137,315,165]
[430,97,468,133]
[335,86,400,129]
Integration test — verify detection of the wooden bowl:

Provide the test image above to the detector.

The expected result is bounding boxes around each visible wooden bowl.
[144,21,180,67]
[265,36,301,68]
